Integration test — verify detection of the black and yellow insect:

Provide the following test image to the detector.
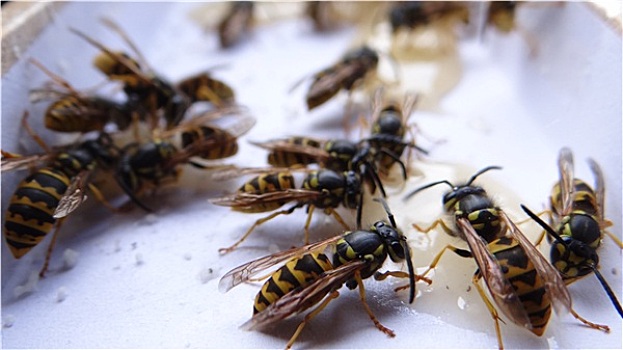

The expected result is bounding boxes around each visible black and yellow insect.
[211,168,365,254]
[305,45,379,110]
[521,147,623,318]
[404,166,609,349]
[486,1,518,33]
[115,108,255,211]
[2,132,119,276]
[250,136,390,195]
[365,91,428,176]
[219,199,426,349]
[29,58,133,133]
[218,1,254,48]
[70,18,236,129]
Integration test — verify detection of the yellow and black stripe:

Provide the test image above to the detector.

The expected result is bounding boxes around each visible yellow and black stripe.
[267,137,322,168]
[550,179,599,218]
[176,73,235,105]
[237,172,296,213]
[254,252,333,314]
[4,168,69,258]
[181,126,239,160]
[488,236,552,335]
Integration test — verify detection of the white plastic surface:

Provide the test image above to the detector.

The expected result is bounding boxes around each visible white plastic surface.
[1,2,621,349]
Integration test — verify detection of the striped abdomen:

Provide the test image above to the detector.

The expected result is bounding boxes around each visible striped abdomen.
[253,253,333,314]
[4,168,70,258]
[181,126,238,160]
[176,73,234,105]
[237,172,296,213]
[45,96,110,132]
[267,137,322,168]
[489,236,552,336]
[550,179,599,218]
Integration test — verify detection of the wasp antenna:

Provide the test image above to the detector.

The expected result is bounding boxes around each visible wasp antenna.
[591,266,623,318]
[466,165,502,185]
[404,244,416,304]
[520,204,568,247]
[403,180,453,202]
[373,197,397,228]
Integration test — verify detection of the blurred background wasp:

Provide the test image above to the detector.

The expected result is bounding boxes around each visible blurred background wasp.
[211,168,366,254]
[218,1,254,48]
[388,1,469,34]
[2,113,119,277]
[218,198,428,349]
[70,18,236,130]
[403,166,609,349]
[28,58,134,134]
[114,107,255,212]
[304,45,379,111]
[521,147,623,318]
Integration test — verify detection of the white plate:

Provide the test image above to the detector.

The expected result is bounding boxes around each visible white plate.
[1,2,621,349]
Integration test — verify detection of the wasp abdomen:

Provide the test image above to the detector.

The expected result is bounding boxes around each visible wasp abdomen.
[253,253,333,314]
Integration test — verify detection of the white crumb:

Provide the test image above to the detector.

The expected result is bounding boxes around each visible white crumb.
[183,253,192,261]
[62,249,79,270]
[114,240,122,253]
[139,213,159,226]
[56,287,68,303]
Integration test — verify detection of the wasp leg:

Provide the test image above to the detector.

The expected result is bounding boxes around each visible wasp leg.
[219,204,300,254]
[373,270,432,293]
[21,111,51,153]
[568,308,610,332]
[354,271,395,337]
[39,219,66,278]
[603,230,623,249]
[324,207,350,232]
[413,219,454,235]
[473,271,506,350]
[87,183,129,213]
[303,204,316,245]
[285,290,340,350]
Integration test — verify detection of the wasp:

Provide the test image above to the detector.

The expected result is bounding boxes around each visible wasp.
[388,1,469,34]
[212,168,366,254]
[365,91,428,176]
[218,199,428,349]
[218,1,254,48]
[521,148,623,318]
[28,58,133,133]
[403,166,609,349]
[115,108,255,211]
[2,117,119,276]
[70,18,235,129]
[249,136,392,196]
[305,45,379,111]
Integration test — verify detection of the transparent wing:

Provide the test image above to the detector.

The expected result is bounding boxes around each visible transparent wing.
[456,217,532,329]
[207,166,312,182]
[500,211,572,315]
[240,260,367,331]
[1,152,51,173]
[53,170,92,219]
[587,158,605,223]
[249,138,329,161]
[211,189,320,210]
[558,147,575,216]
[218,234,343,293]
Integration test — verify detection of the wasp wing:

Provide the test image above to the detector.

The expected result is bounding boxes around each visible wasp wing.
[211,189,320,210]
[208,166,313,182]
[500,211,572,316]
[1,153,52,173]
[53,170,93,219]
[218,234,344,293]
[456,217,533,329]
[587,158,605,223]
[240,259,367,331]
[558,147,575,216]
